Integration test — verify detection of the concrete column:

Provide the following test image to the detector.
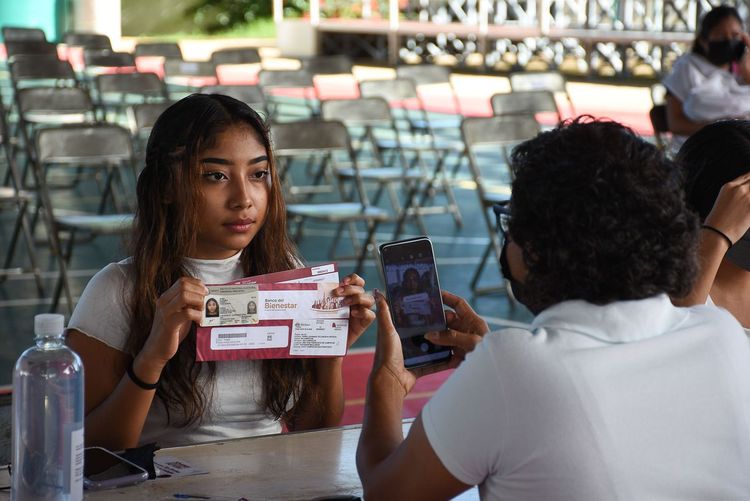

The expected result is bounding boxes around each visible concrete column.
[71,0,121,43]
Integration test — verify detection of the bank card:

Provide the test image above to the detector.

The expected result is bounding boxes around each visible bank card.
[195,263,350,361]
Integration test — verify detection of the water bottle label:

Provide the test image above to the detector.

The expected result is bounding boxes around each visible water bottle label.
[70,427,84,501]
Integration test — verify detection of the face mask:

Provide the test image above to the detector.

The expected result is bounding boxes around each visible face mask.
[706,38,746,65]
[499,240,542,314]
[726,230,750,271]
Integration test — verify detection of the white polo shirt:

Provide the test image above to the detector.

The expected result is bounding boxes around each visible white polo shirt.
[422,294,750,500]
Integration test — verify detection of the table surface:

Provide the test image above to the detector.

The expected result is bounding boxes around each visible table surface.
[1,420,479,500]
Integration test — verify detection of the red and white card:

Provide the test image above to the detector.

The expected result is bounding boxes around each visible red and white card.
[195,264,349,361]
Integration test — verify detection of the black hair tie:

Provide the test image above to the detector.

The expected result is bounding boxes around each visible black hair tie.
[126,360,159,390]
[701,224,734,249]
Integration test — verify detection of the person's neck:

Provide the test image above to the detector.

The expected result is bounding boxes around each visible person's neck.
[711,259,750,327]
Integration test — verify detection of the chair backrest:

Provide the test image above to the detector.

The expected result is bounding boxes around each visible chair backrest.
[36,124,133,165]
[396,64,451,85]
[509,71,566,93]
[271,120,350,155]
[199,85,265,109]
[16,87,94,116]
[210,47,261,65]
[301,55,353,75]
[258,69,314,89]
[164,60,216,78]
[359,78,418,101]
[129,101,172,135]
[2,27,46,42]
[134,42,182,59]
[10,56,77,86]
[96,72,166,99]
[321,97,393,126]
[5,40,57,59]
[491,90,560,118]
[84,49,136,68]
[63,32,112,50]
[462,115,540,149]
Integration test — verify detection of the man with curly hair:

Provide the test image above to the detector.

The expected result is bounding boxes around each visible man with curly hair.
[357,118,750,499]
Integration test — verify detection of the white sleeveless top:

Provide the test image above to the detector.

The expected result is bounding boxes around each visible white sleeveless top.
[68,252,282,447]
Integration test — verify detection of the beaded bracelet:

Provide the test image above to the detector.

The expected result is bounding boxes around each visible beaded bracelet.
[701,224,733,249]
[126,360,159,391]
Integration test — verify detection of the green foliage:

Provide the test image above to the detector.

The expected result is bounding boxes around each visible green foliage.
[186,0,309,33]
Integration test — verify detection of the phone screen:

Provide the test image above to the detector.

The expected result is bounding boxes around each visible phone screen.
[380,237,451,368]
[84,447,146,482]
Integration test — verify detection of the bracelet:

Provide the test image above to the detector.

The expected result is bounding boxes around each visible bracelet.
[701,224,733,249]
[126,360,159,391]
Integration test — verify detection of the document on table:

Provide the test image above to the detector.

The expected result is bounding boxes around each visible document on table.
[195,264,350,361]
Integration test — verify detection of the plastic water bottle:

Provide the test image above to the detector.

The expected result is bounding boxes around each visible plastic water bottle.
[11,314,84,501]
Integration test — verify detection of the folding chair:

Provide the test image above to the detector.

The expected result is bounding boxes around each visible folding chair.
[61,32,113,71]
[95,72,167,121]
[127,101,173,159]
[134,42,182,78]
[83,49,136,74]
[62,32,112,51]
[163,60,218,97]
[33,124,135,313]
[258,69,317,119]
[199,85,266,115]
[461,115,540,295]
[321,97,449,237]
[2,27,46,43]
[9,56,78,91]
[490,90,562,122]
[4,41,57,61]
[0,95,44,294]
[509,71,575,116]
[211,47,262,85]
[396,64,462,123]
[271,120,390,274]
[13,87,96,187]
[359,78,464,232]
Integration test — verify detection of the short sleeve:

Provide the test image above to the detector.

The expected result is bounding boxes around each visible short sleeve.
[420,333,508,486]
[67,262,133,352]
[662,55,701,102]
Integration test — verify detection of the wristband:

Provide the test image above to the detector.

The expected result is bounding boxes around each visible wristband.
[126,360,159,390]
[701,224,733,249]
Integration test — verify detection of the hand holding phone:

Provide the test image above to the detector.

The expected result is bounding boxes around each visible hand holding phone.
[84,446,148,490]
[379,237,452,369]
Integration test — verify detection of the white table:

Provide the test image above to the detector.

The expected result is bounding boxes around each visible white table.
[1,421,479,500]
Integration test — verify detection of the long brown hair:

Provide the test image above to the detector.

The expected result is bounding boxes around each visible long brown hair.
[127,94,316,427]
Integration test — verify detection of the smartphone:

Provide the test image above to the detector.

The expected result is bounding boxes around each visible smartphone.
[379,236,451,369]
[83,446,148,490]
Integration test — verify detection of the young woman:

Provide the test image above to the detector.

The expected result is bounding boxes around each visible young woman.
[663,5,750,148]
[674,119,750,332]
[357,119,750,499]
[66,94,375,450]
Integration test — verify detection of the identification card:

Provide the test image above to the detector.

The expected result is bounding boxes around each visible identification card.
[200,283,259,327]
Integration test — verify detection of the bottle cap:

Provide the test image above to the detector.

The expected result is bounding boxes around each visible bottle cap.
[34,314,65,338]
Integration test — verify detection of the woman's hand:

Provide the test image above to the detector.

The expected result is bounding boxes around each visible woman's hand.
[704,172,750,244]
[335,273,375,349]
[138,277,207,373]
[424,290,489,368]
[371,290,417,396]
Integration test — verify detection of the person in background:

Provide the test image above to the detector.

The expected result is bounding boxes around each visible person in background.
[663,5,750,148]
[357,118,750,499]
[66,94,375,450]
[674,119,750,333]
